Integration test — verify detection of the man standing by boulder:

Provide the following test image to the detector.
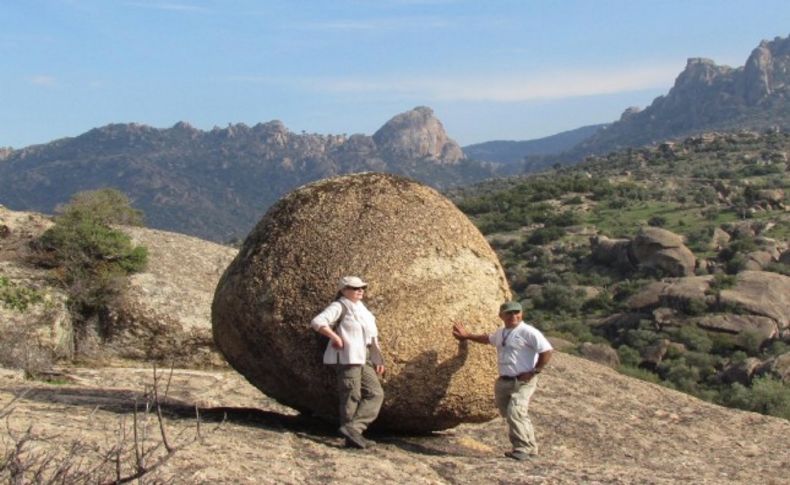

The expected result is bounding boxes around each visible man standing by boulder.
[452,301,552,461]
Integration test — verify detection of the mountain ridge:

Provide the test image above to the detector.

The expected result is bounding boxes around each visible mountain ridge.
[0,107,491,242]
[572,34,790,156]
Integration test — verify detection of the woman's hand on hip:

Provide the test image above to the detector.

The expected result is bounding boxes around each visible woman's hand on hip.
[330,334,344,349]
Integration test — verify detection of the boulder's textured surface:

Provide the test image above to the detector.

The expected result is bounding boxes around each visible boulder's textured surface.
[212,173,510,432]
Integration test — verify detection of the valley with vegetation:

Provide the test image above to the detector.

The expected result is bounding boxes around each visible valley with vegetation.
[452,129,790,419]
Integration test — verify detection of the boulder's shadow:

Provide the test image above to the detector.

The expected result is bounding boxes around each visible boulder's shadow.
[4,384,476,456]
[376,340,470,432]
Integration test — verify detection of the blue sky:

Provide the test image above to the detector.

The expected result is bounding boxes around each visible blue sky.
[2,0,789,148]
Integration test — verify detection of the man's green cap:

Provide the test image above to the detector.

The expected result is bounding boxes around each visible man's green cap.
[499,301,523,313]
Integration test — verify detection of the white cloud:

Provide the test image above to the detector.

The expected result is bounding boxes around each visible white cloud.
[123,2,210,12]
[29,75,57,87]
[292,16,450,31]
[234,64,681,102]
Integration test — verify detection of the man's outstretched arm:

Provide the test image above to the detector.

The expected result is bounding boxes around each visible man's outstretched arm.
[452,322,490,345]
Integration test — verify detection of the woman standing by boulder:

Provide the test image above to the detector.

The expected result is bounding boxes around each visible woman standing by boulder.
[311,276,385,449]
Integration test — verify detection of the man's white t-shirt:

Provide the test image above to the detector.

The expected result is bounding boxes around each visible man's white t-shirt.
[489,322,552,377]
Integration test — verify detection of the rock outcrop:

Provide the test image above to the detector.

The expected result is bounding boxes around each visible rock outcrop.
[0,207,72,366]
[631,227,696,276]
[616,271,790,367]
[373,106,465,164]
[590,227,696,276]
[104,226,237,368]
[212,173,510,432]
[0,206,235,369]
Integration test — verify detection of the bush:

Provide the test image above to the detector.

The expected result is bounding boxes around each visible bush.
[617,345,641,367]
[533,283,584,315]
[722,376,790,420]
[527,226,565,245]
[54,188,144,226]
[647,215,666,227]
[0,277,43,312]
[33,189,148,355]
[736,329,766,355]
[674,325,713,353]
[618,365,661,384]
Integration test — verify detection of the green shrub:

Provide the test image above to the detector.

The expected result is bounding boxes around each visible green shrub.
[55,188,144,226]
[674,325,713,353]
[34,189,148,355]
[0,277,43,312]
[618,365,661,384]
[737,329,766,355]
[527,226,565,245]
[533,283,584,315]
[658,358,701,393]
[617,345,641,367]
[722,376,790,420]
[681,298,708,316]
[647,215,666,227]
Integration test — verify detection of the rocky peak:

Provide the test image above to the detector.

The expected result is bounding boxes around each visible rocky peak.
[676,58,733,88]
[619,106,642,121]
[372,106,465,164]
[743,34,790,104]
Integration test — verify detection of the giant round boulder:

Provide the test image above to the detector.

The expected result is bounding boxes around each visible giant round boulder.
[212,173,510,432]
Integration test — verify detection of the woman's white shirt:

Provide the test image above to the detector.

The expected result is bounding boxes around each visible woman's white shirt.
[311,297,383,365]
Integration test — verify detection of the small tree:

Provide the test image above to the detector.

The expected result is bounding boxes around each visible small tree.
[34,189,148,355]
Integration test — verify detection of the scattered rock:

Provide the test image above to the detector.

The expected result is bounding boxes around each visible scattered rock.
[710,227,731,251]
[579,342,620,368]
[641,339,671,368]
[547,336,576,352]
[719,271,790,329]
[590,235,633,268]
[627,276,713,312]
[757,352,790,383]
[720,357,762,385]
[694,314,778,344]
[743,250,775,270]
[631,227,696,276]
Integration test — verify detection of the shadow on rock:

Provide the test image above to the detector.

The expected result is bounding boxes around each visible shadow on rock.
[377,341,470,433]
[4,386,335,436]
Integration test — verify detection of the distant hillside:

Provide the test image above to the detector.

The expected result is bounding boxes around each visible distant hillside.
[463,123,606,168]
[572,34,790,156]
[453,129,790,419]
[0,107,495,242]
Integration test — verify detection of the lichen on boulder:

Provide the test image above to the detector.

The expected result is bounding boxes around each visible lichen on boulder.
[211,173,510,432]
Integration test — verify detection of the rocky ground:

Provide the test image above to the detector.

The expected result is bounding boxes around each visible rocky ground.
[2,352,788,484]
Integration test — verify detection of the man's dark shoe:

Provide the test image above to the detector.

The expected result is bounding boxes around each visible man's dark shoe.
[339,425,367,449]
[504,450,534,461]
